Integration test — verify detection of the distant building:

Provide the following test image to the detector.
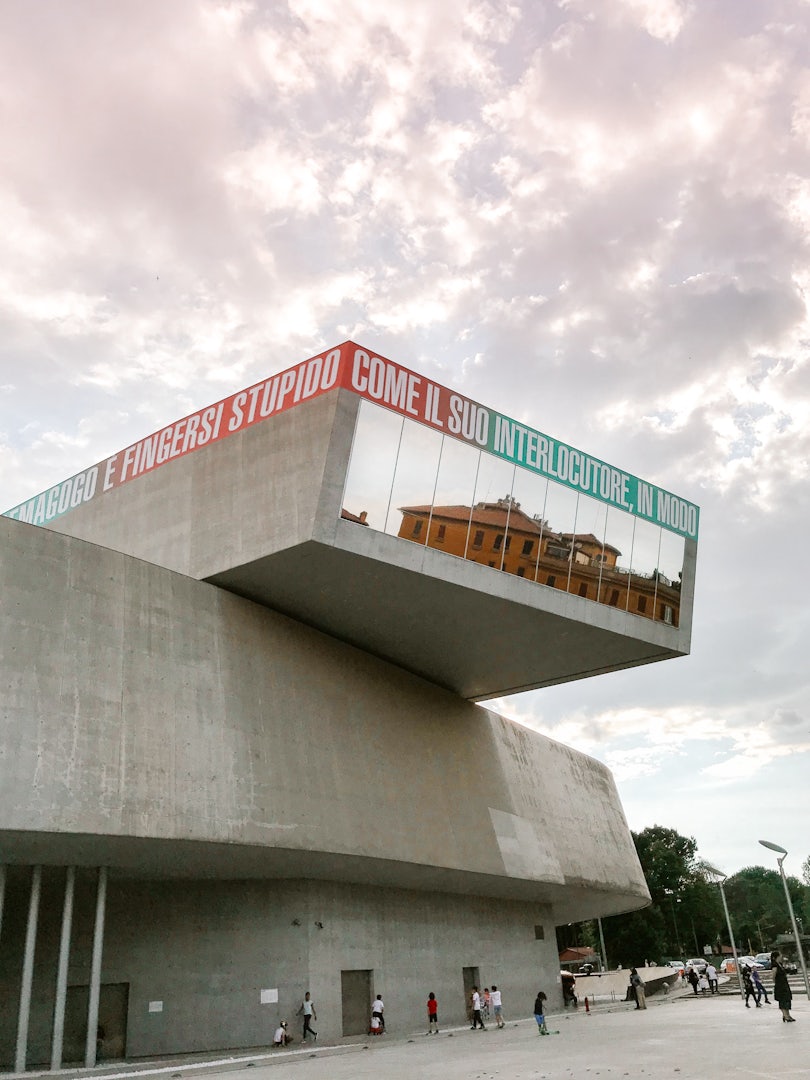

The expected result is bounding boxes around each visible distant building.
[398,495,681,626]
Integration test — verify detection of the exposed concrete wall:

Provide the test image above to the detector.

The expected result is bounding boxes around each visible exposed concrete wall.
[0,872,560,1065]
[0,515,648,917]
[45,390,356,579]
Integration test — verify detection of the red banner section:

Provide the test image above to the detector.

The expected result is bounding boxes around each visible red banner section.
[6,347,344,527]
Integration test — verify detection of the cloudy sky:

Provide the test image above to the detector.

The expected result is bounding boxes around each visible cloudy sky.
[1,0,809,879]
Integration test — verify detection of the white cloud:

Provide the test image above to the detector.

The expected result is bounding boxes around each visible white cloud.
[2,0,810,869]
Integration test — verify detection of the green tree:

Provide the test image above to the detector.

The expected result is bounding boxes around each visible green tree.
[724,866,810,954]
[802,855,810,888]
[597,826,723,966]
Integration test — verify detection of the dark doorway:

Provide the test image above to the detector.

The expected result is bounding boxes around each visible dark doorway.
[462,966,480,1022]
[61,983,129,1064]
[341,969,372,1037]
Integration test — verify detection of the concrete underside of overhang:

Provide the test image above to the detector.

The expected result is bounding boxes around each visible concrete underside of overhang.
[207,525,687,701]
[0,832,648,923]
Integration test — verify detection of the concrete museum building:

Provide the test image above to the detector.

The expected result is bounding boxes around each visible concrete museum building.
[0,342,699,1068]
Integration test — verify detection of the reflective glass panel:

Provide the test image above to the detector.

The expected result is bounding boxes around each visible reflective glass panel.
[342,401,403,532]
[567,493,607,602]
[465,452,517,572]
[599,507,636,611]
[388,417,444,543]
[655,529,685,627]
[425,436,482,560]
[629,518,662,620]
[536,479,578,593]
[506,467,550,584]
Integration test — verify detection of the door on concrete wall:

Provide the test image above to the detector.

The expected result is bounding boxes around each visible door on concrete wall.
[61,983,129,1064]
[341,969,372,1037]
[462,966,480,1022]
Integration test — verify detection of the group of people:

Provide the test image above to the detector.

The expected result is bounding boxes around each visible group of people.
[685,962,718,995]
[468,985,505,1030]
[272,953,797,1048]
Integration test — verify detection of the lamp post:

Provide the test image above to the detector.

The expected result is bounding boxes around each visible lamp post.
[703,863,744,999]
[759,840,810,1001]
[663,889,682,957]
[597,916,608,972]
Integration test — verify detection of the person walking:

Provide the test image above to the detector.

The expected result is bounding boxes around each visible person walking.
[751,966,770,1005]
[470,986,486,1029]
[772,951,796,1022]
[706,962,718,994]
[742,965,756,1008]
[426,992,439,1035]
[533,990,548,1034]
[687,966,699,995]
[372,994,385,1032]
[630,968,646,1009]
[482,987,491,1020]
[297,992,317,1042]
[490,984,505,1028]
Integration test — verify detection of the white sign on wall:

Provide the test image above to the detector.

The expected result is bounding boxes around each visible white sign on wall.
[260,989,279,1004]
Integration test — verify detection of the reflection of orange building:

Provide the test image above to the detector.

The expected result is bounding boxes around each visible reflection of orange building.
[398,495,680,626]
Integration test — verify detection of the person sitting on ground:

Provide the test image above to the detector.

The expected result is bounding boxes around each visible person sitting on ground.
[273,1020,292,1046]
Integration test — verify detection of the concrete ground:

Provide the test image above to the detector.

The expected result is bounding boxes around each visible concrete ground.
[9,987,804,1080]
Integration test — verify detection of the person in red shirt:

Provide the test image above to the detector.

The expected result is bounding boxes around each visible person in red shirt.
[426,992,439,1034]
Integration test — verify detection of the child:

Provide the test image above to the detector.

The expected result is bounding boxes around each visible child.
[273,1020,292,1047]
[426,992,439,1034]
[533,990,548,1034]
[491,984,504,1028]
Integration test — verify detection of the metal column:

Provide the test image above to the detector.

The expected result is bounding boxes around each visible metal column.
[51,867,76,1070]
[15,865,42,1073]
[84,866,108,1068]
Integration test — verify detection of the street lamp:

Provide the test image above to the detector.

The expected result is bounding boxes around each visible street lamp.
[759,840,810,1001]
[663,889,683,957]
[703,863,744,999]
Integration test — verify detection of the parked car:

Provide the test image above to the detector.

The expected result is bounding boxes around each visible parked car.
[720,955,763,973]
[754,953,772,969]
[686,957,708,974]
[668,960,685,974]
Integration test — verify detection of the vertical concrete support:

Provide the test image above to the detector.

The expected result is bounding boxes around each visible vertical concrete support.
[51,867,76,1071]
[0,864,6,942]
[15,865,42,1073]
[84,867,107,1068]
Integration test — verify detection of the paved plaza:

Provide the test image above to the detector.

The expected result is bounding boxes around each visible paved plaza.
[11,988,805,1080]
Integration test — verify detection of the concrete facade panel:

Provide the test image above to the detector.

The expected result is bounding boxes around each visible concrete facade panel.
[0,516,647,919]
[0,872,559,1066]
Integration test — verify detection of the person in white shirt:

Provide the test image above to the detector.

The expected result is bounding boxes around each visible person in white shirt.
[470,986,486,1029]
[273,1020,291,1046]
[706,963,718,994]
[490,985,504,1028]
[372,994,385,1032]
[297,992,317,1042]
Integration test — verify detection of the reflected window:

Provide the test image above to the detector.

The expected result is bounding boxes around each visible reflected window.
[437,524,446,541]
[472,529,484,548]
[608,589,620,606]
[578,583,588,598]
[662,604,674,625]
[637,595,647,614]
[546,574,557,587]
[522,539,534,556]
[517,567,526,577]
[412,520,423,537]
